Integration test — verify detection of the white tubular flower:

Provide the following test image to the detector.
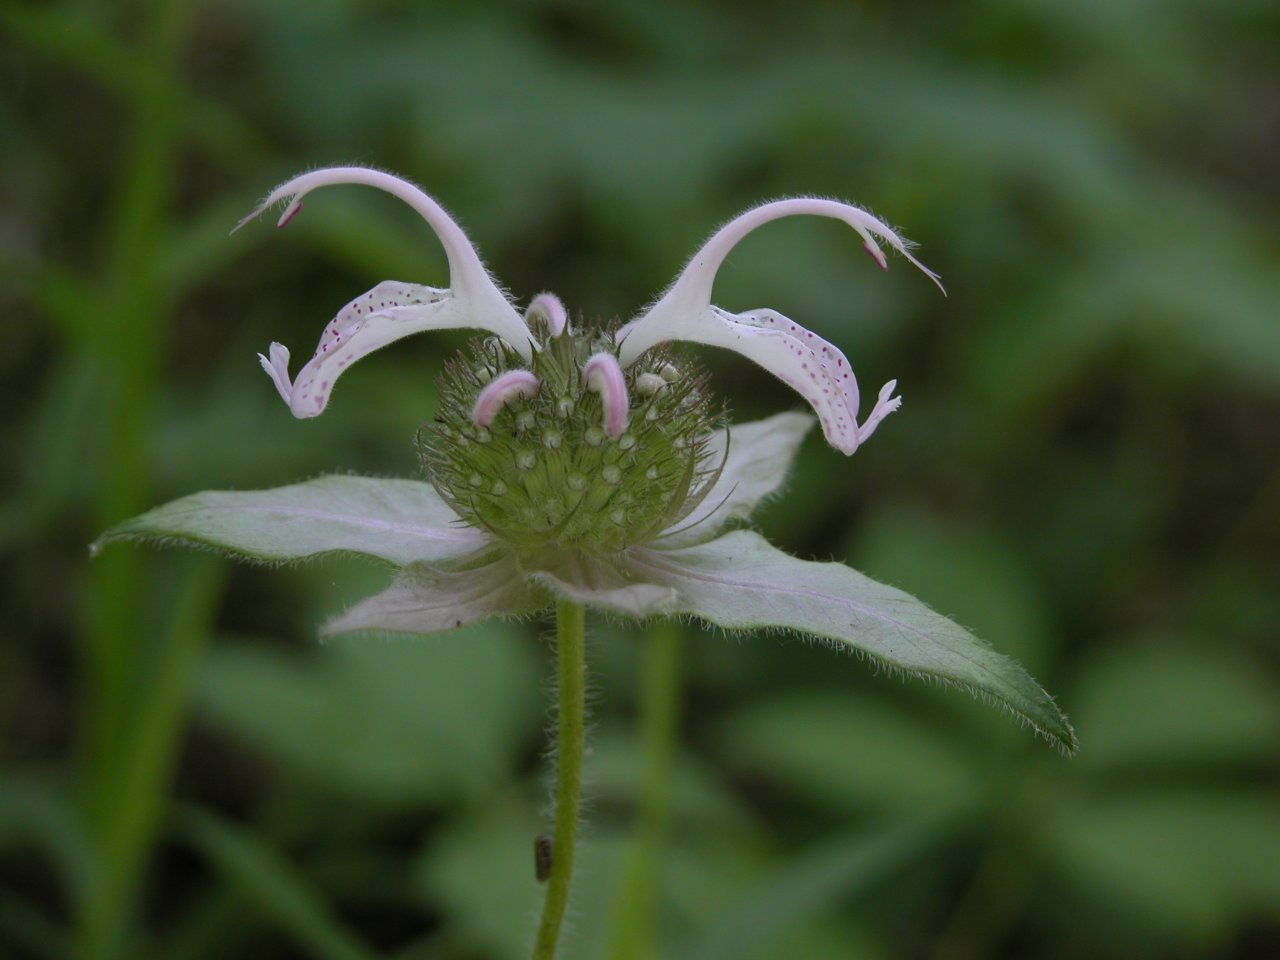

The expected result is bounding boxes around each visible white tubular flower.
[472,370,541,428]
[582,352,629,438]
[616,198,943,455]
[236,166,534,418]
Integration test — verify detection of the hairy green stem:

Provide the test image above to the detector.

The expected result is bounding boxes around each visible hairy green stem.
[532,599,587,960]
[604,621,682,960]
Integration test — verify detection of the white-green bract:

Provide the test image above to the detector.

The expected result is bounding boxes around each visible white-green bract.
[95,166,1076,754]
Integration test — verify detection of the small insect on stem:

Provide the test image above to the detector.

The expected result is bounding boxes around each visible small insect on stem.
[534,834,553,882]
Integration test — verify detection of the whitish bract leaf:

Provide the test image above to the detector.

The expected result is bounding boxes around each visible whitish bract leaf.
[655,411,815,548]
[630,530,1077,753]
[324,552,537,637]
[92,475,486,567]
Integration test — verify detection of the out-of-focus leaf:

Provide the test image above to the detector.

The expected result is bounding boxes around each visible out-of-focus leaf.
[0,777,92,904]
[1040,792,1280,943]
[1186,562,1280,648]
[677,816,950,960]
[1022,451,1169,615]
[159,197,270,302]
[0,892,68,960]
[1069,642,1280,769]
[153,360,433,491]
[586,726,754,831]
[0,355,104,549]
[966,242,1280,428]
[177,807,378,960]
[0,3,268,167]
[716,691,986,814]
[194,622,540,805]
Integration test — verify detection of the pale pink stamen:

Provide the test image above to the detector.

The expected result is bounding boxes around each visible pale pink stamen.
[583,353,629,438]
[525,292,567,337]
[472,370,540,427]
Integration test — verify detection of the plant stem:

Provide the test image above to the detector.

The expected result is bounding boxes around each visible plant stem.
[78,558,222,960]
[76,2,192,956]
[532,599,587,960]
[604,620,682,960]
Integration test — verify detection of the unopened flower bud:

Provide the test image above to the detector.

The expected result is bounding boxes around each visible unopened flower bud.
[635,372,666,396]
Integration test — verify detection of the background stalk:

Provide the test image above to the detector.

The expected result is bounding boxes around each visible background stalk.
[604,620,683,960]
[532,599,587,960]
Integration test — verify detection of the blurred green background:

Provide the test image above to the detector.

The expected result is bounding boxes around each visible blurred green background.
[2,0,1279,957]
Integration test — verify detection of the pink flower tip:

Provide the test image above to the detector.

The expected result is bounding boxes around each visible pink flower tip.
[525,293,567,337]
[583,352,629,438]
[472,369,540,427]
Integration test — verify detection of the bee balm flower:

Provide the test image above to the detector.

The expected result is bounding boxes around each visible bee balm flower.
[96,166,1076,754]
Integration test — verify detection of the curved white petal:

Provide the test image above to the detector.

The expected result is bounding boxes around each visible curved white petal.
[617,198,941,454]
[238,167,533,414]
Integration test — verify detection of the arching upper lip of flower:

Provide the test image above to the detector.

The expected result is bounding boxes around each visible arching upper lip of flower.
[236,166,535,418]
[614,197,944,455]
[237,171,939,458]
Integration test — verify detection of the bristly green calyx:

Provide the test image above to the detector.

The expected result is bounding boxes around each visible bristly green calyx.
[419,321,722,558]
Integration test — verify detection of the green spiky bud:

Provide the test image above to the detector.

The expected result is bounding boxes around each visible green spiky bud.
[419,323,721,558]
